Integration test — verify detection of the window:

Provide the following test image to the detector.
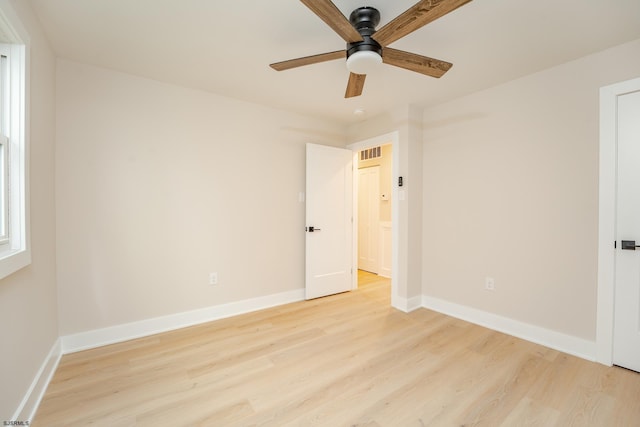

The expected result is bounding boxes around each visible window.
[0,5,29,280]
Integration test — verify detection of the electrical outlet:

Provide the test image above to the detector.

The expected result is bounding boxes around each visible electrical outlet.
[485,277,495,291]
[209,272,218,286]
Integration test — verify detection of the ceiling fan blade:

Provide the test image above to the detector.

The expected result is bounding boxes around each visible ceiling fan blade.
[300,0,362,43]
[345,73,366,98]
[383,48,452,78]
[373,0,472,47]
[270,50,345,71]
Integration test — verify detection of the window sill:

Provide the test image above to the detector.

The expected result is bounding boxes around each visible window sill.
[0,248,30,280]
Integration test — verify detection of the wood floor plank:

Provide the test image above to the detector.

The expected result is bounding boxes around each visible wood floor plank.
[33,272,640,426]
[499,397,561,427]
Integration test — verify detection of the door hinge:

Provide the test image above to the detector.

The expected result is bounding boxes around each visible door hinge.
[614,240,617,249]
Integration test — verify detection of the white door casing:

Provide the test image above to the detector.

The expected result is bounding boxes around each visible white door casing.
[358,166,380,273]
[305,143,353,300]
[612,89,640,372]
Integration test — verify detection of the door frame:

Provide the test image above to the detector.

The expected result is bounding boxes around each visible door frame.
[348,132,399,302]
[596,76,640,365]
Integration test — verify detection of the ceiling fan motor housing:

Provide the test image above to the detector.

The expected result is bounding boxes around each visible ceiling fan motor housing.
[346,7,382,59]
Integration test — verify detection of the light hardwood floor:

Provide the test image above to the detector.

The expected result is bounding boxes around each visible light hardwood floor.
[34,272,640,426]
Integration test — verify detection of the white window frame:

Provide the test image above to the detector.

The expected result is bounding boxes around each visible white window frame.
[0,47,11,244]
[0,2,29,280]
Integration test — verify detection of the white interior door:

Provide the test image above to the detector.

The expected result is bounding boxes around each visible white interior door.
[613,88,640,372]
[358,166,380,273]
[305,143,353,300]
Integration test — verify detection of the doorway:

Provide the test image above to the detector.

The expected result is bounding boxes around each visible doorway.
[357,144,392,279]
[349,133,398,298]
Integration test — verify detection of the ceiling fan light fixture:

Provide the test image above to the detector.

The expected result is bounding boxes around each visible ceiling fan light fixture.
[346,50,382,75]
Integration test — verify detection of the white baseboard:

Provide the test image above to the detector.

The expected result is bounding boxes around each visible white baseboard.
[422,295,597,361]
[392,294,423,313]
[61,289,305,354]
[12,338,62,423]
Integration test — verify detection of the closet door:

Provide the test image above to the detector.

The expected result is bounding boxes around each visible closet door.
[358,166,379,274]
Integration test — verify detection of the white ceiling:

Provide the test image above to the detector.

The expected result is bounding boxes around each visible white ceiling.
[30,0,640,124]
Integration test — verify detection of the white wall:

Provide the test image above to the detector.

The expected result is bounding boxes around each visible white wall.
[0,0,57,420]
[422,38,640,341]
[55,60,346,335]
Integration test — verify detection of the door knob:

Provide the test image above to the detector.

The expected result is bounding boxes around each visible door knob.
[306,226,321,232]
[621,240,640,250]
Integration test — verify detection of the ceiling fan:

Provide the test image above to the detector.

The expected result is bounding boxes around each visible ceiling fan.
[270,0,473,98]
